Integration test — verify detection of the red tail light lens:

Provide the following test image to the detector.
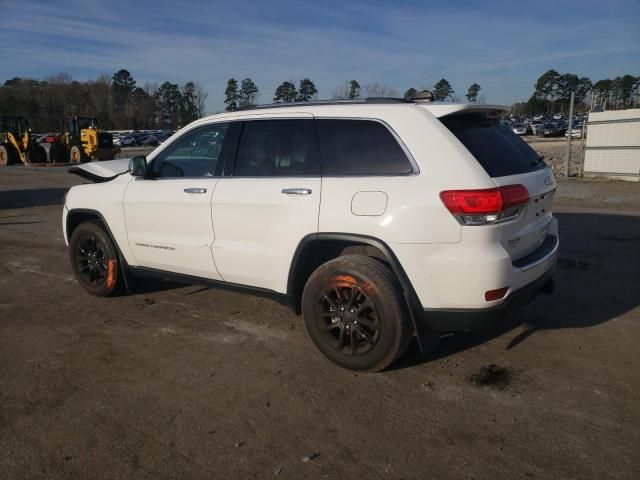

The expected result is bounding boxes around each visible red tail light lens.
[485,287,509,301]
[439,188,503,214]
[500,185,530,209]
[440,185,529,225]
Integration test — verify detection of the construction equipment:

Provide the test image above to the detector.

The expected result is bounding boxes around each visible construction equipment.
[49,116,120,163]
[0,114,47,165]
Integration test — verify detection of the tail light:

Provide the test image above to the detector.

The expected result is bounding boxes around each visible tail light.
[440,184,529,225]
[485,287,509,301]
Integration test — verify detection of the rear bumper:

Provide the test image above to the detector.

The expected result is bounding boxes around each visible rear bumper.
[417,266,555,331]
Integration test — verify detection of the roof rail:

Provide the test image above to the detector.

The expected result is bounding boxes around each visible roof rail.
[237,97,416,111]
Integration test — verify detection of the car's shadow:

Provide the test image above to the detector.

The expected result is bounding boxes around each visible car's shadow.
[0,188,69,209]
[391,211,640,370]
[108,211,638,370]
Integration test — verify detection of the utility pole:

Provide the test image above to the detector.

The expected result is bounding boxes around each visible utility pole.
[565,91,575,177]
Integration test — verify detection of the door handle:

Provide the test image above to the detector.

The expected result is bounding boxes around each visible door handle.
[282,188,312,195]
[184,188,207,194]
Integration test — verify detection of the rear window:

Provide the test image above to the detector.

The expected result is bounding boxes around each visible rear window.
[441,113,545,177]
[316,119,413,175]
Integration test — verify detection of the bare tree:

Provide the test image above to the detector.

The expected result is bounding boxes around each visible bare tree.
[331,81,351,100]
[193,82,208,116]
[363,83,398,98]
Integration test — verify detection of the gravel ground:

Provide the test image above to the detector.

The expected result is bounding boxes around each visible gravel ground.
[0,166,639,479]
[524,137,586,178]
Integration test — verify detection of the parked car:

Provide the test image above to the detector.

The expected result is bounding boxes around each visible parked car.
[120,135,137,147]
[512,123,527,135]
[36,133,60,144]
[140,135,159,147]
[157,131,174,144]
[530,121,544,135]
[541,123,560,137]
[565,124,586,138]
[63,99,558,372]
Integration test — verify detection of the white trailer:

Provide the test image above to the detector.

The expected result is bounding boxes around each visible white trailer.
[583,108,640,181]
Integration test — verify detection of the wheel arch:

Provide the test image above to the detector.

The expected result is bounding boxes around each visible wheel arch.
[67,209,111,244]
[287,233,429,349]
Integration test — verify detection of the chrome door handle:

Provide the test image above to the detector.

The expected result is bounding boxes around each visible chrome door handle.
[184,188,207,194]
[282,188,312,195]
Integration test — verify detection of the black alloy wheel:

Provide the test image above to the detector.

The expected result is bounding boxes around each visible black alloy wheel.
[69,221,122,296]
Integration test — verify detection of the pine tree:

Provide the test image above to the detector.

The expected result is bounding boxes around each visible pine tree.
[433,79,454,101]
[111,69,136,118]
[297,78,317,102]
[155,82,183,128]
[465,83,481,102]
[404,88,417,100]
[112,69,136,93]
[224,78,239,112]
[348,80,360,99]
[239,78,259,108]
[180,82,199,124]
[273,81,297,103]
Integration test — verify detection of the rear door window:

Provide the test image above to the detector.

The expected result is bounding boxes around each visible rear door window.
[316,119,413,175]
[440,113,545,177]
[234,119,319,176]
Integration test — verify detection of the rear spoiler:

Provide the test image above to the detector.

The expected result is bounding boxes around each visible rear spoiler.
[419,103,509,118]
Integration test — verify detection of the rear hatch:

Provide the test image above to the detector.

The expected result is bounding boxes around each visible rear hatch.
[439,110,556,261]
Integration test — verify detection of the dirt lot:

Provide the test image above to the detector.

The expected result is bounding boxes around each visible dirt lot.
[1,165,639,479]
[524,137,586,178]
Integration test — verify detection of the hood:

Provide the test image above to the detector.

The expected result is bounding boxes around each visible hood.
[68,158,129,182]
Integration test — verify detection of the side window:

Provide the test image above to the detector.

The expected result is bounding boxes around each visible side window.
[151,123,229,178]
[234,120,319,177]
[316,119,413,175]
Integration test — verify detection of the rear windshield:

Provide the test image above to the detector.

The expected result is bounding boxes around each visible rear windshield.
[441,113,545,177]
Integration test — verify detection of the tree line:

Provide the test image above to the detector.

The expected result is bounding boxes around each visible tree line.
[2,68,638,131]
[0,69,208,132]
[223,77,484,111]
[520,69,640,114]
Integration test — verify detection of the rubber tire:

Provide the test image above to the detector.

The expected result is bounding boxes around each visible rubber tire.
[49,143,65,163]
[69,220,122,297]
[70,146,83,163]
[27,145,47,164]
[0,145,16,165]
[301,254,413,372]
[35,145,47,163]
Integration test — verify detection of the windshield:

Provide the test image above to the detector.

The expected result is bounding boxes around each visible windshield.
[78,118,98,130]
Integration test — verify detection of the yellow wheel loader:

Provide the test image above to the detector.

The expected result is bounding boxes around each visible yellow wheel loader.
[0,115,47,165]
[49,116,120,163]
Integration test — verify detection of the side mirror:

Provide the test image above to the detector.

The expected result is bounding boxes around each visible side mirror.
[129,155,147,177]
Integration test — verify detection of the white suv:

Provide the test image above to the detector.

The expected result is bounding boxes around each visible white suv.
[63,99,558,372]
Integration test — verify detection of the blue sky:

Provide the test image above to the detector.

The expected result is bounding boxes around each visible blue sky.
[1,0,638,113]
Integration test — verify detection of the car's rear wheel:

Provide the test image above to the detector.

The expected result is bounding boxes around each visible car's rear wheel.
[302,255,413,372]
[69,221,122,296]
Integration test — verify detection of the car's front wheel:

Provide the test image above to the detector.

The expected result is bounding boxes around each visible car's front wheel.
[302,255,413,372]
[69,221,122,296]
